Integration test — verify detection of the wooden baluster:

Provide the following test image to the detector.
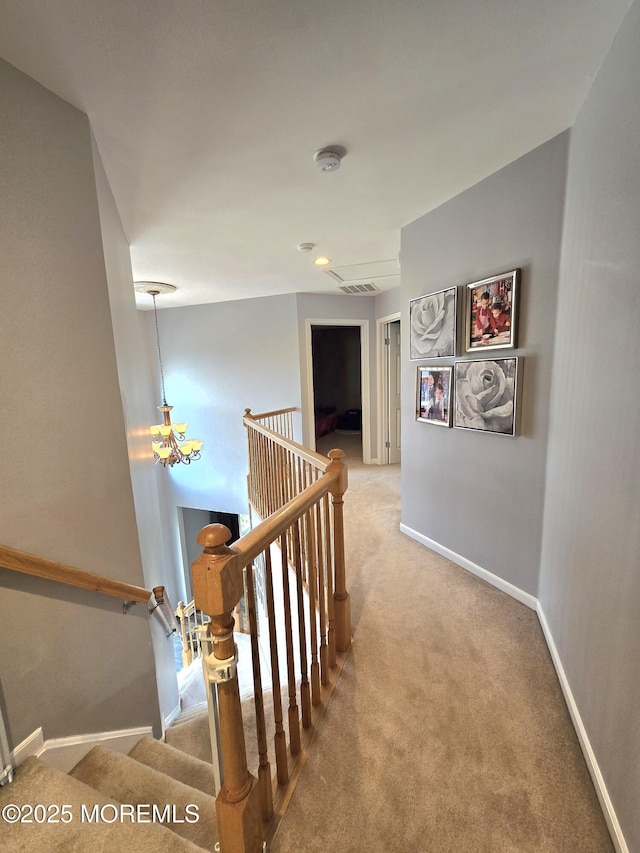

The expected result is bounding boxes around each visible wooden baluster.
[292,520,312,729]
[279,533,301,755]
[252,430,260,512]
[189,608,197,664]
[315,501,329,686]
[277,442,286,511]
[327,449,351,653]
[263,547,288,784]
[267,438,280,513]
[176,601,191,668]
[323,494,337,668]
[192,524,263,853]
[306,508,321,705]
[285,447,293,505]
[260,433,269,517]
[245,560,273,822]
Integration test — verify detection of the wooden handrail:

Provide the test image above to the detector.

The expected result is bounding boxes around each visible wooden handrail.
[0,543,151,604]
[152,586,180,633]
[243,414,329,472]
[244,406,298,421]
[231,470,337,567]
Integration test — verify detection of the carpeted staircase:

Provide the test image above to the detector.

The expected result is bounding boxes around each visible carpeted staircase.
[0,710,221,852]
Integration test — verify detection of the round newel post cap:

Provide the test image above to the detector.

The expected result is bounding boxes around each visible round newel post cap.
[244,408,253,418]
[328,449,345,461]
[197,523,232,549]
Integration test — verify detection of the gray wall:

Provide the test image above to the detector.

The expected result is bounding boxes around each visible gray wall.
[92,139,179,726]
[375,285,401,319]
[400,133,568,596]
[538,2,640,848]
[0,59,161,744]
[144,293,303,586]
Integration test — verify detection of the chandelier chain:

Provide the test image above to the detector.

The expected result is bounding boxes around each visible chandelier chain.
[152,292,168,406]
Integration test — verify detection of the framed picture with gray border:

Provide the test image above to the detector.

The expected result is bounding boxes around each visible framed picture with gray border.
[410,286,457,359]
[453,357,519,436]
[416,366,452,427]
[464,269,519,352]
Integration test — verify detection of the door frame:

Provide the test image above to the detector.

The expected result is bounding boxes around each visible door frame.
[376,311,401,465]
[304,318,371,464]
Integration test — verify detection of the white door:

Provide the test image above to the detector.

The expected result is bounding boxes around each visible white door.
[386,320,401,464]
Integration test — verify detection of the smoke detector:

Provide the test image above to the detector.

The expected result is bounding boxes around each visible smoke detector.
[314,148,342,172]
[297,243,315,253]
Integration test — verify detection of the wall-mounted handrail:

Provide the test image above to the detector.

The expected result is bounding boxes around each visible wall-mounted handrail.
[0,543,152,603]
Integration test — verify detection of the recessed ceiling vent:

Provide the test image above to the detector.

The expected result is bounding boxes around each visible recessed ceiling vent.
[338,282,379,294]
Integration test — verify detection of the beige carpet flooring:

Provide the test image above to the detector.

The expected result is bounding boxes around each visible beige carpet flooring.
[272,435,613,852]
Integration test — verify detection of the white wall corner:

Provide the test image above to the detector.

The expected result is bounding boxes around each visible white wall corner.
[399,523,538,610]
[536,604,629,853]
[164,704,182,732]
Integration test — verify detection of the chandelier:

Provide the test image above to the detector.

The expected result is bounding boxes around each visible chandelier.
[136,282,203,468]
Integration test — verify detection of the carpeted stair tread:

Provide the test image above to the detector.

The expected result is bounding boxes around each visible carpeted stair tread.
[165,711,213,764]
[0,756,205,852]
[69,745,217,850]
[129,736,216,796]
[166,697,275,780]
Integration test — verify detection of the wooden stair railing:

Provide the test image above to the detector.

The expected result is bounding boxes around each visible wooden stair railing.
[244,406,296,442]
[192,408,351,853]
[0,543,179,637]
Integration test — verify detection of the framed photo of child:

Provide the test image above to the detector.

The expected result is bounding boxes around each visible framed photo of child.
[464,269,519,352]
[416,366,452,427]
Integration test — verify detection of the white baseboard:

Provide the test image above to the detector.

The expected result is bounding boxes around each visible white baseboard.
[13,725,153,774]
[164,704,182,731]
[399,523,538,610]
[11,727,44,766]
[397,522,628,852]
[536,605,629,853]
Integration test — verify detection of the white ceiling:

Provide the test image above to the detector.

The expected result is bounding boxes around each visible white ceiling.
[0,0,631,308]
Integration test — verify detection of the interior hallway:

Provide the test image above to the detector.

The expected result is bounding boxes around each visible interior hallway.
[271,438,612,852]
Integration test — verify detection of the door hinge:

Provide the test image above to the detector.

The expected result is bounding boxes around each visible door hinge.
[384,337,390,346]
[385,441,391,448]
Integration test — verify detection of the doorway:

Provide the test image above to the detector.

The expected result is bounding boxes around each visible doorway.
[377,313,401,465]
[304,318,371,462]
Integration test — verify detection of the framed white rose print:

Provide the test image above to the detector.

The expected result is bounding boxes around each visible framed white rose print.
[416,366,452,426]
[409,287,457,359]
[454,357,519,436]
[464,269,519,352]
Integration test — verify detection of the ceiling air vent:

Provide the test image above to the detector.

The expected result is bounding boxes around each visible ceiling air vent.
[338,283,379,294]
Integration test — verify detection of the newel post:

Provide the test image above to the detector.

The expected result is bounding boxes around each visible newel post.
[192,524,263,853]
[327,449,351,652]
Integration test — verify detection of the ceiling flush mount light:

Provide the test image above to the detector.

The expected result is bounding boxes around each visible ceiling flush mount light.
[313,256,331,266]
[134,282,203,468]
[313,147,344,172]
